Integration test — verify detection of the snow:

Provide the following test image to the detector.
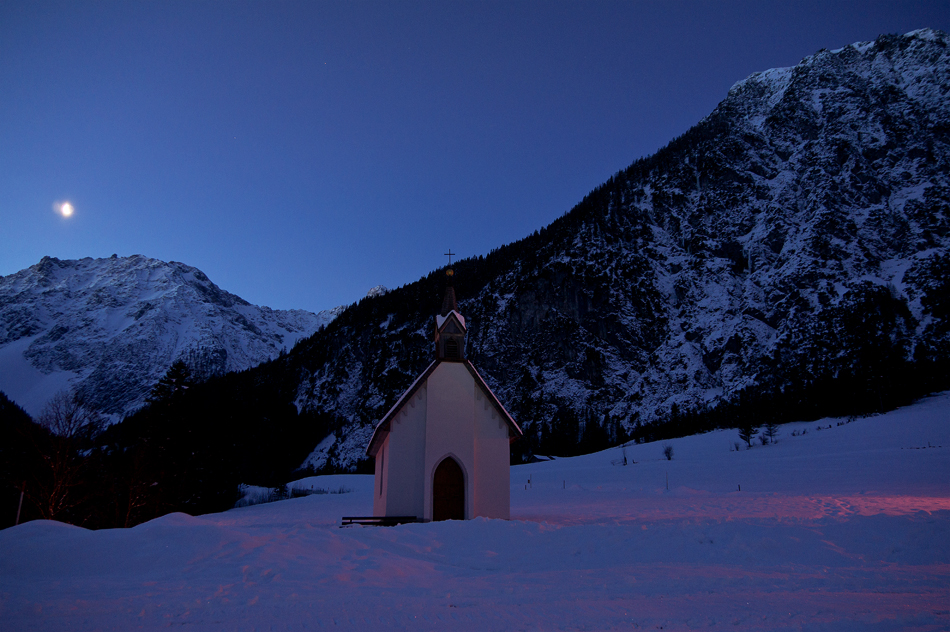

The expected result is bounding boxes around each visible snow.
[435,310,466,330]
[728,65,793,108]
[0,336,77,417]
[2,393,948,630]
[300,433,338,471]
[906,28,942,43]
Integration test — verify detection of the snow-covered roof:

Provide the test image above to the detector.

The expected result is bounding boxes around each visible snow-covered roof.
[436,310,466,331]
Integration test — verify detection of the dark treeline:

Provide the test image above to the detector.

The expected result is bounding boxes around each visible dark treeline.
[0,363,340,530]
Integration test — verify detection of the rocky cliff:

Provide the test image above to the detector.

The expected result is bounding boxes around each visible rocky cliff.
[287,29,950,469]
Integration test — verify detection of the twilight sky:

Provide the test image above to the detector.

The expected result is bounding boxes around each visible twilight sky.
[2,1,949,313]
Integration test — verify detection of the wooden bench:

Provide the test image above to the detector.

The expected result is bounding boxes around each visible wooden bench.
[341,516,419,527]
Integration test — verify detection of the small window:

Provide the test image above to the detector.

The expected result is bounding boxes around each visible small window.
[445,338,459,359]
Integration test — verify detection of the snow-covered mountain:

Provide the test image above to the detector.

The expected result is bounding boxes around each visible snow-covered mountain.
[278,29,950,470]
[0,255,340,417]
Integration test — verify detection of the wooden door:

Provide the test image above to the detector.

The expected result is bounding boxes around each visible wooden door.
[433,457,464,521]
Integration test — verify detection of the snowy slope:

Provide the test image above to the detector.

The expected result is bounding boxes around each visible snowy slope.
[279,29,950,470]
[1,392,947,631]
[0,255,341,417]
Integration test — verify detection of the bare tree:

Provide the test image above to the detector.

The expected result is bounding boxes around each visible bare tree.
[39,391,100,438]
[30,391,102,522]
[663,445,674,461]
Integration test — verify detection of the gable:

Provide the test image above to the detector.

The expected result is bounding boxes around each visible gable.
[366,360,438,457]
[464,362,522,440]
[441,319,463,334]
[365,359,523,457]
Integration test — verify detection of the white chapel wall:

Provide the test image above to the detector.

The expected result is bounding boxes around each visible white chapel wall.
[378,385,428,518]
[473,389,512,519]
[423,362,476,521]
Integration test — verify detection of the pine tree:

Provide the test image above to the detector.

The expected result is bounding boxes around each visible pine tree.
[147,361,193,405]
[737,421,758,449]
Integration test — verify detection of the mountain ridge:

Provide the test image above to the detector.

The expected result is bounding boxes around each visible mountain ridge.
[284,28,950,470]
[0,254,341,417]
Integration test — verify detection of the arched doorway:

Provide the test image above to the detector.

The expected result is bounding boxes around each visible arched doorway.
[432,457,465,521]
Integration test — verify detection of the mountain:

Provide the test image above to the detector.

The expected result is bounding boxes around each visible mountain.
[10,29,949,501]
[0,255,341,418]
[277,28,950,470]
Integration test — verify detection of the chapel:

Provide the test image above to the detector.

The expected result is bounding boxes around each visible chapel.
[365,267,522,521]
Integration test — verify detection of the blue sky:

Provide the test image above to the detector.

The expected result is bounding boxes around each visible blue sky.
[2,1,949,313]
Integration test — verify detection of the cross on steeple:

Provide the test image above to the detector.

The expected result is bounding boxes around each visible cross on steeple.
[444,249,455,266]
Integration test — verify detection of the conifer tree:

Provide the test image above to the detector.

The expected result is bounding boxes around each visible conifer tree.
[737,421,758,449]
[147,361,193,405]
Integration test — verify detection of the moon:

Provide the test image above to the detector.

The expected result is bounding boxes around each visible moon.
[55,201,74,217]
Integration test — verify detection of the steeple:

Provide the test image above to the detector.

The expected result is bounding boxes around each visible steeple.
[440,269,457,316]
[434,260,466,361]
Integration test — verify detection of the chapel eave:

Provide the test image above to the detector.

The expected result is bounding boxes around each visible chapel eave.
[365,359,523,457]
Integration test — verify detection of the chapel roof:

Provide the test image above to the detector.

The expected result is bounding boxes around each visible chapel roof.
[436,310,466,331]
[365,359,523,457]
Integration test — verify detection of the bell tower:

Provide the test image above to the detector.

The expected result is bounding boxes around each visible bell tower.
[434,253,466,361]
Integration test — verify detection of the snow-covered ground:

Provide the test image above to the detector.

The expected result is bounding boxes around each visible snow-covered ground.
[2,394,949,631]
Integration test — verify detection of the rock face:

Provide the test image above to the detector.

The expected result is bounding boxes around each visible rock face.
[0,255,338,417]
[287,29,950,470]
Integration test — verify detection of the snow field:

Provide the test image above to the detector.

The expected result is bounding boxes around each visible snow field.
[1,393,948,631]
